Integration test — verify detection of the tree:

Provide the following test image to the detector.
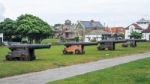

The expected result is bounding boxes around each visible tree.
[130,31,142,39]
[16,14,52,43]
[0,18,17,41]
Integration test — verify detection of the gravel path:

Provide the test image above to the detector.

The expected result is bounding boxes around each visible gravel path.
[0,52,150,84]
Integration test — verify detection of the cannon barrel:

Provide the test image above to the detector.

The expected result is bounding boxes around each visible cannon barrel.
[126,39,146,42]
[64,42,98,46]
[97,40,127,43]
[9,44,51,49]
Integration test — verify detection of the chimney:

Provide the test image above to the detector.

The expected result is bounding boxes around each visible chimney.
[91,20,94,23]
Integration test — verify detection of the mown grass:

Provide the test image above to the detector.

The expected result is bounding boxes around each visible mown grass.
[0,42,150,78]
[41,38,58,45]
[48,57,150,84]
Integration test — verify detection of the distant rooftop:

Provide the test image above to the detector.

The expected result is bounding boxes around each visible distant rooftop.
[78,20,104,29]
[136,18,150,24]
[126,23,143,30]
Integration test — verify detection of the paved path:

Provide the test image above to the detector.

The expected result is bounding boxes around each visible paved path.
[0,52,150,84]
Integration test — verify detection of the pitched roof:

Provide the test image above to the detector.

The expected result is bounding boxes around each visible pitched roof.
[142,24,150,33]
[86,30,111,35]
[132,23,143,30]
[126,23,143,30]
[111,27,125,34]
[79,20,104,29]
[104,27,125,33]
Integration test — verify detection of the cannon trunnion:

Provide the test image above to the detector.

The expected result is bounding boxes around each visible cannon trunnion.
[6,44,51,61]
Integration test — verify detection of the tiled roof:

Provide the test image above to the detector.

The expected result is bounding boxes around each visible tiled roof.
[142,24,150,33]
[111,27,125,33]
[79,20,104,29]
[132,23,143,30]
[126,23,143,30]
[104,27,125,34]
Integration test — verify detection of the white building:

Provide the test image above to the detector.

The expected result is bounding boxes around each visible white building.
[125,23,143,39]
[85,30,111,42]
[142,24,150,40]
[0,33,3,44]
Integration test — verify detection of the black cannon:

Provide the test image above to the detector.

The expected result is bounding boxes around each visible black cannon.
[5,44,51,61]
[62,42,97,54]
[97,40,127,50]
[122,39,146,47]
[61,39,146,54]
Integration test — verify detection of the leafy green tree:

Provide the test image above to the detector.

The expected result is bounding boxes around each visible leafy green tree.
[16,14,52,43]
[130,31,142,39]
[0,18,17,41]
[90,37,97,42]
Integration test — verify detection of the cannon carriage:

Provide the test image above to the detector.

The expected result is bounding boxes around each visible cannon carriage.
[62,40,127,54]
[61,39,146,55]
[122,39,146,47]
[97,40,127,50]
[6,44,51,61]
[63,42,97,54]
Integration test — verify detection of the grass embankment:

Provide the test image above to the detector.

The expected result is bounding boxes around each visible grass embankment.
[48,58,150,84]
[0,42,150,78]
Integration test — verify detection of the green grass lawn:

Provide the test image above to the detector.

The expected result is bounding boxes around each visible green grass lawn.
[0,42,150,78]
[41,38,58,45]
[48,57,150,84]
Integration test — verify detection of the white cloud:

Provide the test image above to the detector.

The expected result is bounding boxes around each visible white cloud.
[0,2,5,21]
[0,0,150,26]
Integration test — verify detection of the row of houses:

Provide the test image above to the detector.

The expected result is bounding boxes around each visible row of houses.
[54,18,150,42]
[54,20,125,42]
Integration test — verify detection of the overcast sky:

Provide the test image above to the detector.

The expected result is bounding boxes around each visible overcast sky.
[0,0,150,27]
